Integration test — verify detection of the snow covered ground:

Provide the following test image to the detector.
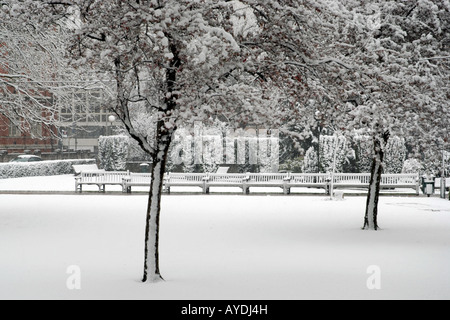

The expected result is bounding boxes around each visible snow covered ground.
[0,175,449,300]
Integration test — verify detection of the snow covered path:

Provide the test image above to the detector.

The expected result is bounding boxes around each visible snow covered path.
[0,193,449,300]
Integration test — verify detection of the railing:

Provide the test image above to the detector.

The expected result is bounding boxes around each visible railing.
[75,171,420,194]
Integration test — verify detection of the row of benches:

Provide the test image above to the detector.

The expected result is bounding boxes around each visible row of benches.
[74,171,421,194]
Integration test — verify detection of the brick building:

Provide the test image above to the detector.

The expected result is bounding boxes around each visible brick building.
[0,87,119,156]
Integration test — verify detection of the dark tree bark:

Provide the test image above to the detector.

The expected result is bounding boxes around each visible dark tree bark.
[363,131,390,230]
[142,125,172,282]
[142,36,179,282]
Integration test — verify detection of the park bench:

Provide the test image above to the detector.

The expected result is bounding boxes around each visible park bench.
[331,173,420,195]
[74,171,421,194]
[202,173,248,194]
[75,170,129,192]
[242,173,293,194]
[283,173,330,194]
[164,173,209,194]
[72,163,103,175]
[122,172,152,193]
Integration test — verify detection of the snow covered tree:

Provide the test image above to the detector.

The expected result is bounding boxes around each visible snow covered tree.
[402,158,424,175]
[384,137,407,174]
[7,0,287,282]
[354,136,373,173]
[249,0,448,229]
[98,135,129,171]
[302,146,318,173]
[0,17,67,139]
[310,0,450,230]
[319,135,348,173]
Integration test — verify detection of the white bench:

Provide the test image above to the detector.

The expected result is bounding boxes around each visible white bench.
[331,173,420,195]
[122,173,152,193]
[284,173,329,194]
[74,171,421,194]
[72,163,103,175]
[75,171,129,192]
[242,173,291,194]
[203,173,248,194]
[164,173,209,194]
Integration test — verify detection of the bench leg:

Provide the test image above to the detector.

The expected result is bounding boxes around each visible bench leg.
[122,185,131,193]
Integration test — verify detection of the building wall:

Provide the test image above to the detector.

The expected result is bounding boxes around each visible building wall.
[0,114,58,153]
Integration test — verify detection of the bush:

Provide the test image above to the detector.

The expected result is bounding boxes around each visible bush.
[279,157,303,173]
[302,147,318,173]
[0,159,96,179]
[319,135,347,173]
[402,158,423,175]
[384,137,407,173]
[98,135,130,171]
[354,136,373,173]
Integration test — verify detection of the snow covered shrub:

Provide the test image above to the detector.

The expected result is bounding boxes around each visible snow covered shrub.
[0,159,96,179]
[279,157,303,173]
[302,147,318,173]
[402,158,424,175]
[319,135,347,173]
[384,137,406,173]
[98,135,130,171]
[354,136,373,173]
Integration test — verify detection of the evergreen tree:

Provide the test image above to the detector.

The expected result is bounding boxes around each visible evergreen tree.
[384,137,407,174]
[319,135,347,173]
[98,135,130,171]
[303,147,318,173]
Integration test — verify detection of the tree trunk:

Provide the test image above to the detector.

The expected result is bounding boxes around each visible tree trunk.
[142,35,179,282]
[363,132,390,230]
[142,130,172,282]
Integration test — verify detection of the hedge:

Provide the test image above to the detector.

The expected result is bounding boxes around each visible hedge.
[0,159,96,179]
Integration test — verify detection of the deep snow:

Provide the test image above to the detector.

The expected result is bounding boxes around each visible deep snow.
[0,176,449,300]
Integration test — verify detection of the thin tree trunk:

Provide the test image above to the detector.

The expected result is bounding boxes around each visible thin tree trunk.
[142,35,179,282]
[363,131,390,230]
[142,131,171,282]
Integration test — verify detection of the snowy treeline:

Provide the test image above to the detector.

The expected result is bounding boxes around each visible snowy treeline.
[0,159,96,179]
[302,135,407,174]
[98,135,129,171]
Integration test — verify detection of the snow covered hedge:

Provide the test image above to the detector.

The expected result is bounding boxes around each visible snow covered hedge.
[98,135,130,171]
[319,135,348,173]
[0,159,96,179]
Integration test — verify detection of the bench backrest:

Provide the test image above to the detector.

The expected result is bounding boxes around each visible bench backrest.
[73,164,101,174]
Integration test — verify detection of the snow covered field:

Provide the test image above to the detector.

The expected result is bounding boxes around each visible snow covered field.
[0,175,449,300]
